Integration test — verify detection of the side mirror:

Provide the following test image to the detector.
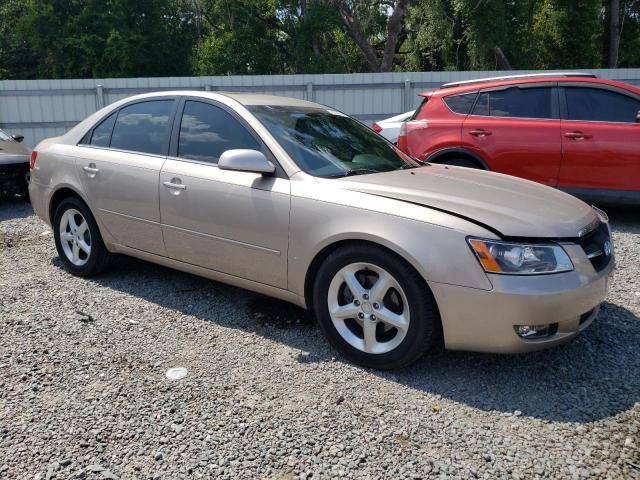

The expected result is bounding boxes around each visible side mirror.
[12,134,24,143]
[218,149,275,174]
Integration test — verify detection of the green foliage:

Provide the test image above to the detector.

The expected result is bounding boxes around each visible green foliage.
[0,0,638,79]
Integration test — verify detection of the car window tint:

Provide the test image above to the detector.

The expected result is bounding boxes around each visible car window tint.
[110,100,174,155]
[178,101,260,164]
[565,87,640,123]
[472,93,490,116]
[444,93,477,114]
[489,87,552,119]
[89,112,117,147]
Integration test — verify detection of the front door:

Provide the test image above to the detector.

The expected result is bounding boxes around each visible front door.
[76,99,177,256]
[558,85,640,195]
[461,84,562,186]
[159,99,290,288]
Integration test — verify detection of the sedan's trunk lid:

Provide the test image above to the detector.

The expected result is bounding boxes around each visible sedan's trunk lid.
[338,165,597,238]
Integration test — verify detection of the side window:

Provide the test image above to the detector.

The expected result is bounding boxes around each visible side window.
[488,87,552,119]
[178,101,260,164]
[89,112,117,147]
[471,93,489,116]
[443,93,477,115]
[110,100,174,155]
[565,87,640,123]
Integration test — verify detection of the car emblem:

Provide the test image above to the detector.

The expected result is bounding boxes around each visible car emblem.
[604,240,612,257]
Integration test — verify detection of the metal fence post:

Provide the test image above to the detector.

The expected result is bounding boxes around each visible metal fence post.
[403,80,412,112]
[96,84,105,110]
[306,82,314,102]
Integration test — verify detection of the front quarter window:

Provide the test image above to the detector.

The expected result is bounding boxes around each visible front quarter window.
[248,105,419,177]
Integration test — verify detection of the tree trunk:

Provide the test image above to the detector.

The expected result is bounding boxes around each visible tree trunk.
[609,0,621,68]
[332,0,409,72]
[493,46,512,70]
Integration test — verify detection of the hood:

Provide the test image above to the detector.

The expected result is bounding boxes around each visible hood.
[338,165,597,238]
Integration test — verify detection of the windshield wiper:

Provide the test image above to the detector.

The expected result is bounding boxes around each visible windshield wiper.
[328,168,380,178]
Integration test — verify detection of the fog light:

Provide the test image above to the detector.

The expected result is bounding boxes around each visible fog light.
[514,324,557,339]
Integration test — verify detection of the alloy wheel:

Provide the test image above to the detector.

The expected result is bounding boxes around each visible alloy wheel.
[327,262,410,354]
[59,208,92,266]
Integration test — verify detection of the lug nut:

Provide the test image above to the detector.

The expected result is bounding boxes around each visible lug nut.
[370,315,376,321]
[354,300,360,306]
[373,302,379,309]
[363,293,369,300]
[358,312,365,319]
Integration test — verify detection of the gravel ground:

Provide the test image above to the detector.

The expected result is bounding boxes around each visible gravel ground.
[1,198,639,480]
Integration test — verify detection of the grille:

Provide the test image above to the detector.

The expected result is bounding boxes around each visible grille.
[576,221,612,272]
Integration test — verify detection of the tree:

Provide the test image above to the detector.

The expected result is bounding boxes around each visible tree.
[609,0,621,67]
[330,0,409,72]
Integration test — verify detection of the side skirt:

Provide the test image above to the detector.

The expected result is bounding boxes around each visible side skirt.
[559,187,640,206]
[110,243,308,309]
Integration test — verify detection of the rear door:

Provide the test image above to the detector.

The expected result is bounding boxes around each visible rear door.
[461,83,562,186]
[558,85,640,195]
[76,98,177,256]
[159,98,290,288]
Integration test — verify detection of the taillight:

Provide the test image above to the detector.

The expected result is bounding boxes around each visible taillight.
[372,122,382,134]
[29,150,38,170]
[397,123,408,153]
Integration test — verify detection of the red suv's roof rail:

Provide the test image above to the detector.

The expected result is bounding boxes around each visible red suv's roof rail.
[440,72,597,89]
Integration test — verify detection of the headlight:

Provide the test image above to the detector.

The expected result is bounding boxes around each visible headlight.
[467,238,573,275]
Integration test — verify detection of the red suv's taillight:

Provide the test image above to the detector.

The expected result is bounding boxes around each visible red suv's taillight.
[372,122,382,134]
[397,123,408,153]
[29,150,38,170]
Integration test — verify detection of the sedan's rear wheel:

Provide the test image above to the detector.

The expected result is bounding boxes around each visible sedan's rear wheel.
[314,245,441,369]
[53,197,111,276]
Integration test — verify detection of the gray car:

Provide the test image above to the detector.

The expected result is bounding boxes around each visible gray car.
[0,128,30,198]
[28,92,614,369]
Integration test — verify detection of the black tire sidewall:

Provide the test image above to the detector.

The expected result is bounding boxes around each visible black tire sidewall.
[443,158,481,169]
[313,245,440,370]
[53,197,108,276]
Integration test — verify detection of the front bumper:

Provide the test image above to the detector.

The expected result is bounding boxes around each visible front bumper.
[430,242,614,353]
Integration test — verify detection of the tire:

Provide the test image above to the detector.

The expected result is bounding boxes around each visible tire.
[313,244,441,370]
[53,196,112,276]
[441,158,482,169]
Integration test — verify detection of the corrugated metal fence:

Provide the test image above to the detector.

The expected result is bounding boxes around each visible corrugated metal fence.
[1,68,639,147]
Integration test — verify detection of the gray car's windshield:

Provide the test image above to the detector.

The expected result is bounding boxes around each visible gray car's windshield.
[248,105,420,177]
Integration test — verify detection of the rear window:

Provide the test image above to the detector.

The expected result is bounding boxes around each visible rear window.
[89,112,117,147]
[443,93,477,115]
[472,87,552,119]
[110,100,174,155]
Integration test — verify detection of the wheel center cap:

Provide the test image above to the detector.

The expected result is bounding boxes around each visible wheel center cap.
[361,301,373,315]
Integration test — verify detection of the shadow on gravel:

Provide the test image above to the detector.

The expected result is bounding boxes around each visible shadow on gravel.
[0,197,33,221]
[68,254,639,424]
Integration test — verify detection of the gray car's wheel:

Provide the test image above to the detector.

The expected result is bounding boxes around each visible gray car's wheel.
[53,197,111,276]
[313,244,441,369]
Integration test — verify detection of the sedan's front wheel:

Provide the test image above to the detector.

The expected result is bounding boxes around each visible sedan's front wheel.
[314,245,441,369]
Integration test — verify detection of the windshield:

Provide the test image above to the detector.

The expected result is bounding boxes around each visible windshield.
[248,105,420,178]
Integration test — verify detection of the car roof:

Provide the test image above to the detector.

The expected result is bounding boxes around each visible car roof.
[111,90,324,109]
[422,75,640,97]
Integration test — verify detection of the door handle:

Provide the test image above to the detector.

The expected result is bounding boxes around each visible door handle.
[469,129,492,137]
[82,164,99,177]
[564,131,592,140]
[163,181,187,191]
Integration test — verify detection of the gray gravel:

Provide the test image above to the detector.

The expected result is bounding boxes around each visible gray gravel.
[1,198,639,479]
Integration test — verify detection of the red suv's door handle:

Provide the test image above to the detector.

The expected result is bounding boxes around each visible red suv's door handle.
[469,129,492,137]
[564,131,592,140]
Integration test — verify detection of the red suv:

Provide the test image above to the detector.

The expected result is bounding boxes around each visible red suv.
[398,73,640,204]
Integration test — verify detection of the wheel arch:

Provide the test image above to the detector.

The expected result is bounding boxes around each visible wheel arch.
[303,237,434,313]
[427,148,489,170]
[48,185,90,225]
